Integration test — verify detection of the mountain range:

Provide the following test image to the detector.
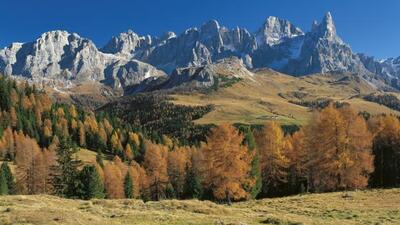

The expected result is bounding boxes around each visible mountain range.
[0,12,399,92]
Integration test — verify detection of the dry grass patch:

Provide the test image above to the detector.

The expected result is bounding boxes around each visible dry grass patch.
[0,189,399,224]
[170,70,400,125]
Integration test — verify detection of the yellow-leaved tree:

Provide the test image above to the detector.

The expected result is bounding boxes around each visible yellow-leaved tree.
[305,105,373,192]
[200,123,254,202]
[255,121,289,197]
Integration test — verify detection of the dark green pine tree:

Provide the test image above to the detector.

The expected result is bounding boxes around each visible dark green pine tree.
[0,76,11,111]
[183,166,203,199]
[78,165,105,200]
[0,124,4,139]
[137,135,146,163]
[51,137,82,198]
[165,183,176,199]
[0,163,15,194]
[239,126,261,199]
[124,172,134,199]
[0,170,9,195]
[250,150,262,199]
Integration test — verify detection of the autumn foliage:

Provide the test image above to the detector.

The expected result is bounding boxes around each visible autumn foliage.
[200,123,254,201]
[303,105,374,192]
[0,76,399,202]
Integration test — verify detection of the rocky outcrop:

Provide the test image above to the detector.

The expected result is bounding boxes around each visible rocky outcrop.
[162,57,253,90]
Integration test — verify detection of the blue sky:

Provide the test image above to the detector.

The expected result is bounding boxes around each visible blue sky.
[1,0,398,59]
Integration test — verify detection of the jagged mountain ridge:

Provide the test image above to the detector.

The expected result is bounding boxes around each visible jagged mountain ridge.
[0,30,166,90]
[358,54,400,88]
[0,12,398,92]
[103,12,372,78]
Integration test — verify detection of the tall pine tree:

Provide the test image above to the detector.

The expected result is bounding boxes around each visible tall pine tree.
[241,126,261,199]
[0,171,8,195]
[78,165,105,200]
[124,172,134,199]
[0,162,15,194]
[183,166,203,199]
[51,137,82,198]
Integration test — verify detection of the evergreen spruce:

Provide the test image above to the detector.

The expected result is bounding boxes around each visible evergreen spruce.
[137,135,146,163]
[78,165,105,200]
[250,150,262,198]
[184,167,203,199]
[0,171,9,195]
[0,125,3,139]
[51,137,82,198]
[247,128,262,198]
[0,163,15,194]
[240,126,261,198]
[166,183,176,199]
[124,172,134,199]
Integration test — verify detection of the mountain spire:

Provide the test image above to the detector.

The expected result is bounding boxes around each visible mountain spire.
[317,12,337,40]
[322,12,336,35]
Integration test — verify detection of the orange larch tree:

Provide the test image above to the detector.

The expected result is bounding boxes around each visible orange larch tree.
[103,163,124,199]
[305,105,373,192]
[255,121,289,197]
[200,123,254,201]
[143,140,169,200]
[167,146,191,198]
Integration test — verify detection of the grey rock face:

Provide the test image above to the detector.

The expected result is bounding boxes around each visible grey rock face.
[107,12,369,79]
[101,30,153,57]
[379,57,400,78]
[104,59,166,89]
[255,16,304,46]
[359,54,400,87]
[266,12,369,76]
[144,20,257,73]
[162,57,253,90]
[1,31,113,81]
[0,12,392,93]
[100,30,177,60]
[0,30,166,89]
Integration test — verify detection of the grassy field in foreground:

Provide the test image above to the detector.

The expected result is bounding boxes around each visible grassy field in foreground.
[0,189,399,225]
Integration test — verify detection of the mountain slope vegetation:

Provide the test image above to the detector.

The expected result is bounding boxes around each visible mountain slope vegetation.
[169,69,399,125]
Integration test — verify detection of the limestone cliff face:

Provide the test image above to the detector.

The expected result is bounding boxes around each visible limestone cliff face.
[0,30,166,89]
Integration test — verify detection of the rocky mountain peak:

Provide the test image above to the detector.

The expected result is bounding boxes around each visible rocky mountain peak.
[200,20,221,33]
[101,30,153,56]
[1,12,393,92]
[39,30,72,40]
[160,31,177,41]
[256,16,304,46]
[313,12,340,42]
[0,30,166,90]
[279,12,370,76]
